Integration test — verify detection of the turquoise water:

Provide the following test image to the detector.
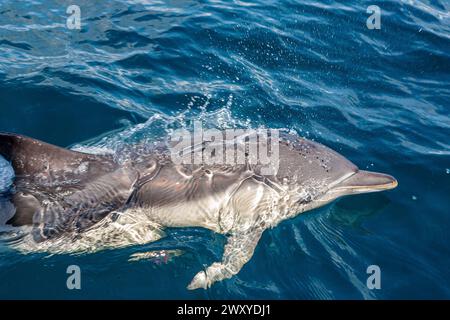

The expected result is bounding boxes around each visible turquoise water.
[0,0,449,299]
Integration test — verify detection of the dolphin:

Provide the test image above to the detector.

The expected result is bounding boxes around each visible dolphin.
[0,131,397,290]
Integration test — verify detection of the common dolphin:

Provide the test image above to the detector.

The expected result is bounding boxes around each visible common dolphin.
[0,131,397,290]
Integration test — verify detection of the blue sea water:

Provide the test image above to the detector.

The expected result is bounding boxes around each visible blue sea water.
[0,0,449,299]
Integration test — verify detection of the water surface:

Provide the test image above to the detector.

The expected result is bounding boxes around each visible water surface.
[0,0,449,299]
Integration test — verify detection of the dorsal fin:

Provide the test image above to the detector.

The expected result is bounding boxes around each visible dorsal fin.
[0,132,117,182]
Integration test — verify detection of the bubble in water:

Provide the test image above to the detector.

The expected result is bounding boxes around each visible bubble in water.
[446,169,449,174]
[412,195,417,201]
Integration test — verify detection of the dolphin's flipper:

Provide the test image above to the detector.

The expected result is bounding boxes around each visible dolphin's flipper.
[187,228,264,290]
[186,176,277,289]
[31,167,139,242]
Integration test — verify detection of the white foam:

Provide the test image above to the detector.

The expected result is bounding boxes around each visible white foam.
[0,156,14,193]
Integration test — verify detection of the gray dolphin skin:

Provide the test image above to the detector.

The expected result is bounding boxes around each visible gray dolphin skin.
[0,131,397,290]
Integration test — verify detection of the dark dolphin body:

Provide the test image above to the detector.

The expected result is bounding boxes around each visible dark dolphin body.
[0,132,397,289]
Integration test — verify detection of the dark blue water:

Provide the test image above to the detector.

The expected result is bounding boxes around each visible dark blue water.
[0,0,449,299]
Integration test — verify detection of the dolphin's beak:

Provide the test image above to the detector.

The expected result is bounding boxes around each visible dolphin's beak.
[332,170,398,195]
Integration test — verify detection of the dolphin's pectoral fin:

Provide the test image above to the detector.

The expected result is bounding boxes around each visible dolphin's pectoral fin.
[31,167,138,242]
[187,228,264,290]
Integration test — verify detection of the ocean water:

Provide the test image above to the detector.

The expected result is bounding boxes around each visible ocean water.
[0,0,449,299]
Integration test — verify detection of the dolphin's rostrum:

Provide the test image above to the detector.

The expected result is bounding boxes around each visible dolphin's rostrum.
[0,131,397,290]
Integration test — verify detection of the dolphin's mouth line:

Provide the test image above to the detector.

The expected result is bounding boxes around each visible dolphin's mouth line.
[335,179,398,192]
[329,170,398,195]
[327,171,356,190]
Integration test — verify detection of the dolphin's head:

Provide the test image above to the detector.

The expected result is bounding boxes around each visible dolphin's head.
[270,134,397,218]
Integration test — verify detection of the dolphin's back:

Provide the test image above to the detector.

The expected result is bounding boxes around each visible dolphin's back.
[276,133,358,187]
